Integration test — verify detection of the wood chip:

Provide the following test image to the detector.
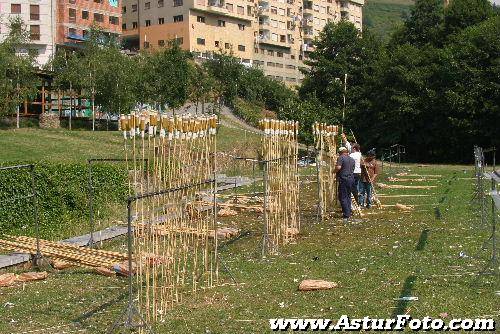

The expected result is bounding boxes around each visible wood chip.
[298,279,338,291]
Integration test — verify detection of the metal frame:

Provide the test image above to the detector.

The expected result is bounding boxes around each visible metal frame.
[110,179,216,333]
[0,164,42,266]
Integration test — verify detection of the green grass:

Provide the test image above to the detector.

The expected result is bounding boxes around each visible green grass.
[363,0,414,40]
[0,163,498,333]
[0,124,260,163]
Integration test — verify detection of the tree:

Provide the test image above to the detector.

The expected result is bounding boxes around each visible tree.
[389,0,444,47]
[299,21,383,131]
[443,0,494,37]
[0,17,40,126]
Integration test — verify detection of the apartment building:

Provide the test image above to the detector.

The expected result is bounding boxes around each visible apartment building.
[0,0,56,65]
[121,0,363,84]
[56,0,122,47]
[1,0,122,66]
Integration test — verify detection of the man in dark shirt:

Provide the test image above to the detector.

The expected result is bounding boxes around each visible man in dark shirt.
[335,146,355,222]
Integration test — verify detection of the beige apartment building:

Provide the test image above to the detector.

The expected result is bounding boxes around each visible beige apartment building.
[121,0,363,84]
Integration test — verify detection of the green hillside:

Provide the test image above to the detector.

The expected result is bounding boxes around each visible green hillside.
[363,0,414,40]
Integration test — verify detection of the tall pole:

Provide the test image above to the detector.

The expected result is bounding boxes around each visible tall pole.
[16,68,20,129]
[342,73,347,134]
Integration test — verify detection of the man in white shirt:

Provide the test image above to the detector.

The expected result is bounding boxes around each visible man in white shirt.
[341,133,361,204]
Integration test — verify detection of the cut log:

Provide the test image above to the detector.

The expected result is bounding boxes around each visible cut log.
[94,267,116,277]
[298,279,338,291]
[52,259,74,270]
[16,271,48,282]
[218,207,238,217]
[395,203,414,211]
[0,273,17,287]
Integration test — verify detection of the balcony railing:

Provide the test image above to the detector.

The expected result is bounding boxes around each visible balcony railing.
[30,33,40,41]
[30,13,40,20]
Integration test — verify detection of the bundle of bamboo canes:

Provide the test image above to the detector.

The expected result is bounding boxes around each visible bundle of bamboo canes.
[313,122,338,220]
[259,118,300,254]
[0,235,127,269]
[119,111,218,324]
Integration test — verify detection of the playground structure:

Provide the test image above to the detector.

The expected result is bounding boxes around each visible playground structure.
[313,122,338,221]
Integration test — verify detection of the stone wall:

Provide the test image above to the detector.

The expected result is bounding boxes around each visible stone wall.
[39,113,60,129]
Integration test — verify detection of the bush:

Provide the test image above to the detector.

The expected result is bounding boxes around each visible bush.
[232,98,265,127]
[0,161,128,239]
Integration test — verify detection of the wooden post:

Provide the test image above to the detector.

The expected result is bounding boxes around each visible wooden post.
[41,84,45,114]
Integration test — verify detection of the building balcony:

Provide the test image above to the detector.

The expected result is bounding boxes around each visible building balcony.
[302,18,313,27]
[194,1,253,22]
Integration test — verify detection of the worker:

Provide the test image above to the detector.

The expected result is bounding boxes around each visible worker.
[335,146,355,223]
[359,149,380,209]
[341,133,361,203]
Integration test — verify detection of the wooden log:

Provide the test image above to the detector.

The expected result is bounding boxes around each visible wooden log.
[298,279,338,291]
[16,271,48,282]
[0,273,17,287]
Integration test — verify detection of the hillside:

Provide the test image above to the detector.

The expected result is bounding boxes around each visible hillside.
[363,0,414,40]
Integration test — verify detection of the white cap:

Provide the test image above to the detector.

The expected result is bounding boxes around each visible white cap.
[339,146,348,153]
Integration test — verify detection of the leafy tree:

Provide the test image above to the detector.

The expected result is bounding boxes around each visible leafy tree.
[0,17,40,124]
[443,0,494,37]
[299,21,383,132]
[390,0,444,47]
[204,51,244,106]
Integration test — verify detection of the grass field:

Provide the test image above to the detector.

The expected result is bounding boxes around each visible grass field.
[0,120,260,163]
[363,0,414,40]
[0,160,498,333]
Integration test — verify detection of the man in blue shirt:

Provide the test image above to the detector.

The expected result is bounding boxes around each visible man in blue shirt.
[335,146,355,223]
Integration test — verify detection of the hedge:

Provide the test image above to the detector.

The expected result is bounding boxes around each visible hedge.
[0,161,128,239]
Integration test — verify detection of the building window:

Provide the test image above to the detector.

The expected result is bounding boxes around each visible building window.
[173,37,183,45]
[145,19,151,26]
[224,43,230,49]
[94,0,103,3]
[69,8,77,23]
[122,6,126,13]
[197,16,205,23]
[267,50,274,56]
[122,23,127,30]
[238,45,245,52]
[270,6,277,14]
[238,24,245,31]
[290,54,295,59]
[267,62,275,67]
[158,17,165,24]
[109,16,119,25]
[30,5,40,21]
[82,10,89,19]
[215,41,219,47]
[94,13,104,22]
[247,5,253,15]
[158,40,165,46]
[145,2,150,9]
[11,4,21,14]
[237,5,244,14]
[277,51,283,57]
[144,41,150,48]
[217,20,225,27]
[29,25,40,40]
[280,35,286,42]
[132,21,138,28]
[158,0,164,7]
[69,28,77,35]
[173,15,183,22]
[132,4,137,11]
[197,38,205,45]
[173,0,183,6]
[226,3,233,11]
